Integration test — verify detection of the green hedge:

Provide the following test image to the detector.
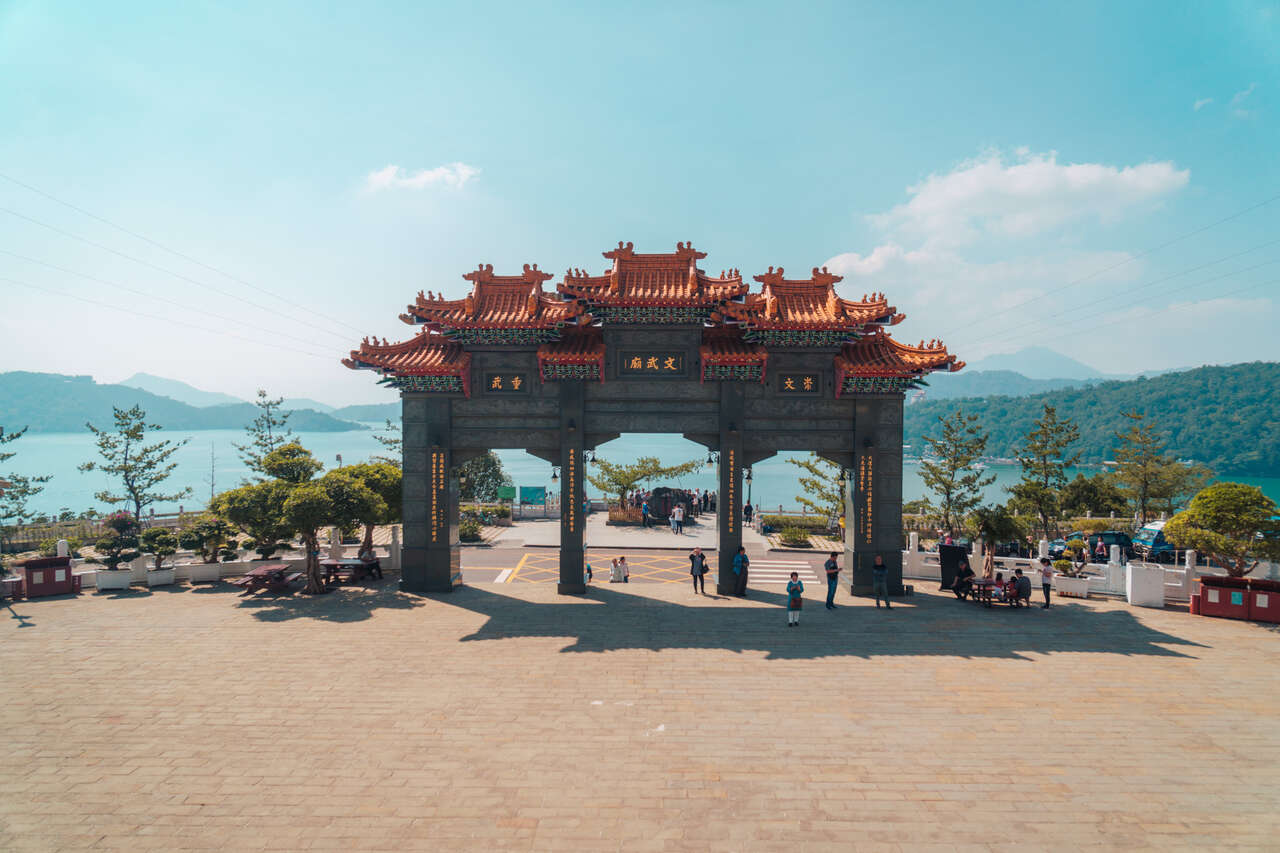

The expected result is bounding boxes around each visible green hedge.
[761,515,831,532]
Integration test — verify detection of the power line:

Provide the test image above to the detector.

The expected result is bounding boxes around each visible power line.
[972,266,1280,356]
[948,236,1280,348]
[942,189,1280,338]
[0,170,370,337]
[0,205,357,343]
[2,275,339,363]
[0,247,337,356]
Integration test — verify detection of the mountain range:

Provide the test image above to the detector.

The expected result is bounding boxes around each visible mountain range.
[0,373,367,434]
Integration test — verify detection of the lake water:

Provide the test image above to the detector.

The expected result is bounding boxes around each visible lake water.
[7,427,1278,519]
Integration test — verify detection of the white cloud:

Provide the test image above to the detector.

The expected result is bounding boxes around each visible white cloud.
[1231,82,1258,118]
[869,150,1189,247]
[364,162,480,191]
[1193,97,1213,111]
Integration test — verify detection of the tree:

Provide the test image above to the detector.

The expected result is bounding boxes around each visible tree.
[80,406,191,524]
[341,462,402,552]
[587,456,703,507]
[234,390,294,477]
[918,410,995,535]
[372,419,401,466]
[178,515,238,564]
[1059,473,1127,518]
[786,453,843,518]
[1151,461,1214,520]
[261,441,323,484]
[210,481,293,559]
[968,503,1024,548]
[1164,482,1280,577]
[281,470,384,594]
[458,452,512,502]
[90,511,141,571]
[0,425,51,553]
[139,527,178,571]
[1009,404,1081,540]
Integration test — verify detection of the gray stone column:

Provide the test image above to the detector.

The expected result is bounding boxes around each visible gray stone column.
[558,381,586,595]
[716,384,745,595]
[400,394,461,593]
[844,394,905,595]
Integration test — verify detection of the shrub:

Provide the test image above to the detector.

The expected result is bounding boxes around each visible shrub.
[459,518,482,542]
[140,527,178,571]
[493,504,511,519]
[779,526,812,547]
[1052,558,1076,576]
[761,515,829,532]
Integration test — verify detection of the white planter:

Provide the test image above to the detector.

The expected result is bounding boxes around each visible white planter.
[1127,562,1166,608]
[187,562,223,583]
[1054,574,1091,599]
[146,568,176,587]
[95,570,133,591]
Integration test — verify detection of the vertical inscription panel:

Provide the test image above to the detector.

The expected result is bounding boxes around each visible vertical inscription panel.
[430,448,446,544]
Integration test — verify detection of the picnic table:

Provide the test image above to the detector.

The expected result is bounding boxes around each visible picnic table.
[970,577,996,608]
[232,563,302,594]
[320,558,381,587]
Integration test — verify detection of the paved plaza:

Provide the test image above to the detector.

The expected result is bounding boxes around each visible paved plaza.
[3,575,1279,851]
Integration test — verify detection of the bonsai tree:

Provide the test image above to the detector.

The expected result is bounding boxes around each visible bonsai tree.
[1061,539,1088,576]
[210,481,293,559]
[91,511,140,570]
[139,527,178,571]
[1164,482,1280,577]
[281,470,384,594]
[178,515,238,563]
[341,462,401,555]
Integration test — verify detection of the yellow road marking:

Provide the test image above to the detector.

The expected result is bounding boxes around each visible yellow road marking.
[506,553,531,583]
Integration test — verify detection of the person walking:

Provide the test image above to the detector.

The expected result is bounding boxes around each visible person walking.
[732,546,749,597]
[824,551,840,609]
[673,503,685,534]
[689,546,708,593]
[1038,556,1053,608]
[585,561,593,585]
[786,572,803,626]
[872,554,892,609]
[743,502,754,525]
[641,500,650,529]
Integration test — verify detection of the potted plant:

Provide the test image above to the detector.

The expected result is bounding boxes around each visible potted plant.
[88,511,140,591]
[140,527,178,587]
[1165,483,1280,621]
[178,516,238,583]
[1052,557,1090,598]
[459,518,482,542]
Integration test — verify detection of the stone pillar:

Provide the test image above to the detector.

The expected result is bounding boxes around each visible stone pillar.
[716,385,745,595]
[390,525,401,574]
[844,395,905,595]
[400,394,461,593]
[558,382,586,595]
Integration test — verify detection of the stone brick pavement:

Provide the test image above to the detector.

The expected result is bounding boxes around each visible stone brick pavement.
[2,580,1278,851]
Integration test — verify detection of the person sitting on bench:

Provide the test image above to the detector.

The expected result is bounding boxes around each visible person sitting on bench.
[1011,568,1033,607]
[951,557,975,600]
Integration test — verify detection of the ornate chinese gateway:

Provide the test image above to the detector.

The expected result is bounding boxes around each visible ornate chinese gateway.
[345,242,962,595]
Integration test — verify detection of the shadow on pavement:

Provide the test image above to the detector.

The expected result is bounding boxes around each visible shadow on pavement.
[236,580,426,623]
[420,584,1208,661]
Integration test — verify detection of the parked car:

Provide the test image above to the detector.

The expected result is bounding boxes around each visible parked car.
[1077,530,1135,562]
[1132,521,1175,563]
[1048,538,1068,559]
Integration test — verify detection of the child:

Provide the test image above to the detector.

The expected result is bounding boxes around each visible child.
[993,571,1005,601]
[585,562,593,584]
[786,571,804,627]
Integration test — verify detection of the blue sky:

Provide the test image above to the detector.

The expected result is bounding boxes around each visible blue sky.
[1,0,1277,405]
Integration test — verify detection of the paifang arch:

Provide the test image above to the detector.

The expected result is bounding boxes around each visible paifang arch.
[344,241,962,596]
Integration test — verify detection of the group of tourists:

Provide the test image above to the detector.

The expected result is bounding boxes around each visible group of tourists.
[948,555,1054,608]
[630,487,718,532]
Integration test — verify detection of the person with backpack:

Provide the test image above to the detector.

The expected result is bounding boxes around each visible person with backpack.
[688,546,708,594]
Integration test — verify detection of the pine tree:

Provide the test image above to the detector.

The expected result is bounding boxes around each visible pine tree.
[80,406,191,523]
[918,410,994,535]
[0,426,52,553]
[234,390,294,477]
[1113,412,1213,522]
[785,453,844,518]
[1009,404,1080,540]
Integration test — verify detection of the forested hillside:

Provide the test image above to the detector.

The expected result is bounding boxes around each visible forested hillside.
[904,362,1280,475]
[0,372,365,433]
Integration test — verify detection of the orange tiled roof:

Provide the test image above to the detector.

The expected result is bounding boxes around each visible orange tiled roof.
[537,329,605,364]
[699,332,769,366]
[717,266,905,331]
[402,263,585,330]
[834,329,963,381]
[558,241,749,307]
[343,331,471,379]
